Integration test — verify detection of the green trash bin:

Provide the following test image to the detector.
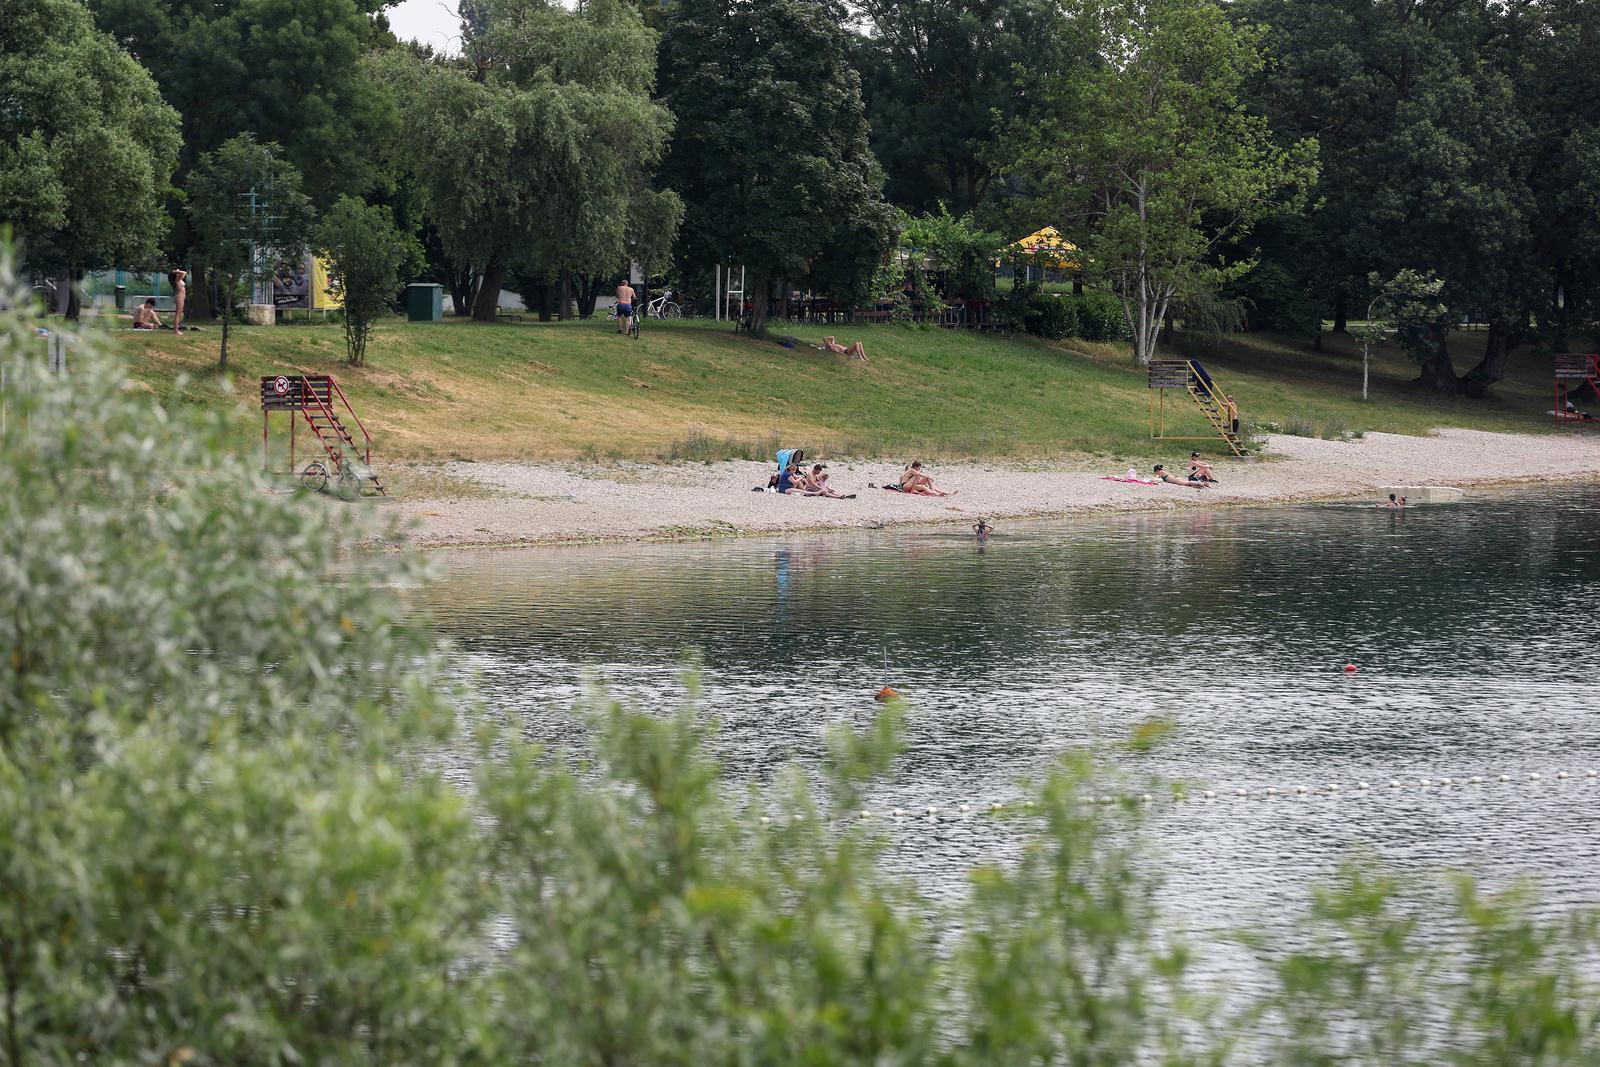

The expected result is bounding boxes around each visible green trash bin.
[406,282,444,322]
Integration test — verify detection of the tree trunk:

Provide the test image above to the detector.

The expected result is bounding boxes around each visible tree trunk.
[576,274,605,319]
[1460,319,1519,399]
[218,306,231,369]
[749,274,771,337]
[471,259,503,322]
[1332,291,1347,334]
[449,269,476,317]
[1415,328,1459,393]
[558,269,573,321]
[189,265,211,320]
[54,269,72,317]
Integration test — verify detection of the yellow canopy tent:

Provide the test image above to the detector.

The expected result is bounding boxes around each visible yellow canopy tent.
[1009,226,1079,270]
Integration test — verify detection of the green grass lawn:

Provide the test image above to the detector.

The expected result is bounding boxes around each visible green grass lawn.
[108,312,1567,465]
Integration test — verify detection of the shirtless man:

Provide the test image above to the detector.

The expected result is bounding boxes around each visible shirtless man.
[132,298,163,330]
[900,460,955,496]
[807,463,855,498]
[172,269,187,334]
[822,336,868,362]
[615,280,636,335]
[1154,464,1208,489]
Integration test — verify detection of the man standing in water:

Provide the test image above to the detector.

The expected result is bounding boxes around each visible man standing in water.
[615,278,635,336]
[172,268,187,334]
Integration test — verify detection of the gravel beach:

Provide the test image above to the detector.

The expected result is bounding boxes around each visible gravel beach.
[389,428,1600,548]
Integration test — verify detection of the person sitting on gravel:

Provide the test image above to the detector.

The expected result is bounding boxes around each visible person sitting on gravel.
[1186,452,1218,483]
[777,462,819,495]
[899,460,955,496]
[1154,464,1209,489]
[806,463,856,498]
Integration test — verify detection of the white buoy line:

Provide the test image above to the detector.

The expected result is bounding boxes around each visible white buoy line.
[755,769,1599,824]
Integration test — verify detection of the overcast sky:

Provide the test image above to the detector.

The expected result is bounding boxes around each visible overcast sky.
[388,0,463,54]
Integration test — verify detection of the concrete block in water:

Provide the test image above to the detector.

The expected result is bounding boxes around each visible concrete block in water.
[1379,485,1464,503]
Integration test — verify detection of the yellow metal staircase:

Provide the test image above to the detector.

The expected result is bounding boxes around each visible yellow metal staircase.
[1147,359,1246,457]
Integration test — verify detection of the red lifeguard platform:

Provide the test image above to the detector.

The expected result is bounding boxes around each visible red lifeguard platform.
[260,374,386,497]
[1552,354,1600,426]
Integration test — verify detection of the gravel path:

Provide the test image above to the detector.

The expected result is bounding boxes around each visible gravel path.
[389,428,1600,548]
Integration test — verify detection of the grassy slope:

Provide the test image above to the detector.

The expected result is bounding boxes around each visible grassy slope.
[112,314,1561,464]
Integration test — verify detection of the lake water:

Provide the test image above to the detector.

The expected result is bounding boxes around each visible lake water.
[423,486,1600,939]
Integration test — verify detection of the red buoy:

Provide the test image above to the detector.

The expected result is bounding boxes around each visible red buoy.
[1343,664,1358,673]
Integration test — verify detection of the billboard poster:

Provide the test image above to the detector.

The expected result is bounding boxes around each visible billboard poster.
[271,252,342,310]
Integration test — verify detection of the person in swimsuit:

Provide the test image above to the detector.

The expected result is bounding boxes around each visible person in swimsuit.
[900,460,955,496]
[822,336,869,361]
[1154,464,1208,489]
[615,280,636,335]
[974,520,992,543]
[171,269,187,334]
[1225,395,1240,435]
[132,298,163,330]
[1187,451,1217,483]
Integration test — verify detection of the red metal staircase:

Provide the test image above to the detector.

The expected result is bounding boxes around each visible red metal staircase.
[260,374,386,496]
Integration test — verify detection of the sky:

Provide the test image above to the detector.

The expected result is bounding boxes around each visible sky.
[387,0,463,54]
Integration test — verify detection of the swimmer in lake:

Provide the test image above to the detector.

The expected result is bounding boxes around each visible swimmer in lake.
[1381,493,1400,508]
[974,520,992,543]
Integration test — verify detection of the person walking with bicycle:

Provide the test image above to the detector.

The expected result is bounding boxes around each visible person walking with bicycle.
[615,279,636,336]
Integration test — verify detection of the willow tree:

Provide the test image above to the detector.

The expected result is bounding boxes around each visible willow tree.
[1004,0,1316,365]
[377,0,677,322]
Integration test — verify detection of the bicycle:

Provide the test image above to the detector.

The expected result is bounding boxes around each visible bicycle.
[643,291,683,320]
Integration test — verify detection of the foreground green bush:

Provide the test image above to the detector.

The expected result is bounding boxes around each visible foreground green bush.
[3,252,1598,1063]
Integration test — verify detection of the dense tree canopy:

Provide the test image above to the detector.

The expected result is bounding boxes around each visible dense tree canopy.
[853,0,1055,219]
[0,0,180,305]
[659,0,897,334]
[378,0,677,321]
[1004,0,1317,366]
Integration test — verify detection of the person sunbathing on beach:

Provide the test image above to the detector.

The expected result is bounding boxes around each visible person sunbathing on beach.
[822,336,868,361]
[806,463,855,498]
[900,460,955,496]
[1154,464,1208,489]
[777,463,818,495]
[1186,452,1217,482]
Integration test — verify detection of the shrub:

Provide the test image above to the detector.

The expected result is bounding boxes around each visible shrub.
[1071,290,1128,342]
[1007,282,1076,340]
[315,195,421,367]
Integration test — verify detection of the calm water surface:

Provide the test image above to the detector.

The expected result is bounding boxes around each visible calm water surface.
[423,486,1600,937]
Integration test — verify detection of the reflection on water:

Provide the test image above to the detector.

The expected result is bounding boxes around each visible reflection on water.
[422,487,1600,935]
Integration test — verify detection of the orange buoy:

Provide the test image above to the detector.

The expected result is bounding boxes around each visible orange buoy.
[875,686,900,701]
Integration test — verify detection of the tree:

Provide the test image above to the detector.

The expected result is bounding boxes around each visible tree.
[0,0,180,316]
[1242,0,1551,395]
[1003,0,1317,366]
[899,206,1005,302]
[88,0,398,318]
[659,0,897,336]
[186,135,313,368]
[314,196,420,367]
[377,0,678,322]
[853,0,1056,218]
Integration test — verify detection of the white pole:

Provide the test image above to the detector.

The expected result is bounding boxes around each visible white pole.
[715,264,722,322]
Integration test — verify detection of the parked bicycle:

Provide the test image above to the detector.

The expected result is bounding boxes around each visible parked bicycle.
[643,290,683,319]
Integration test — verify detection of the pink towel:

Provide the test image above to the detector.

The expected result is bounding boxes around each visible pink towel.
[1101,476,1158,485]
